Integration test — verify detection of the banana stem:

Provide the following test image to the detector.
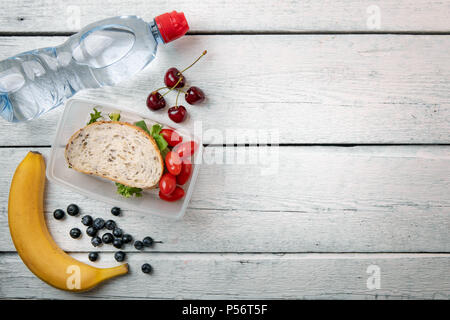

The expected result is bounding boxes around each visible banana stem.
[97,264,129,282]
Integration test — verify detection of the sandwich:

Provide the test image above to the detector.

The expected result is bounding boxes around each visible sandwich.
[65,121,164,190]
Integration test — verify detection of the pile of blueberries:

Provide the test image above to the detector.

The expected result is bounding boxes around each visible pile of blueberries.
[53,204,155,274]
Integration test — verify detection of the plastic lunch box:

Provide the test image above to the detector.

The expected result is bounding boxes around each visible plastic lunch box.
[46,98,202,219]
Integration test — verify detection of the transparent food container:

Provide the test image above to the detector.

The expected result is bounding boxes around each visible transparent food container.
[47,98,202,219]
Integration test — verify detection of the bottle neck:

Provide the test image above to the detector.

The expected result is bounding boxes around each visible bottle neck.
[149,20,164,44]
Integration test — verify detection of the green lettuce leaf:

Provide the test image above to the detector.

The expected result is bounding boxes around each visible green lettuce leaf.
[115,183,143,198]
[109,112,121,121]
[150,123,162,136]
[134,121,168,151]
[87,108,103,125]
[134,120,151,135]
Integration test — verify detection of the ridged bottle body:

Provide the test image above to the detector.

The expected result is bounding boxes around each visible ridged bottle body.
[0,16,162,122]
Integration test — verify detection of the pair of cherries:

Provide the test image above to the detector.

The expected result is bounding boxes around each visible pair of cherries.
[146,51,207,123]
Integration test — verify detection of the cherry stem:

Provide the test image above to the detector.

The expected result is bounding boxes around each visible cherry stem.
[177,89,187,94]
[175,88,181,107]
[179,50,207,74]
[161,76,184,98]
[154,86,168,92]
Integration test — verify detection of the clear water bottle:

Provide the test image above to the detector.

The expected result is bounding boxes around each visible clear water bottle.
[0,11,189,122]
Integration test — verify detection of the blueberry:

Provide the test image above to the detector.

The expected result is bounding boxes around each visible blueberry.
[88,252,99,262]
[122,234,133,244]
[67,204,79,216]
[134,240,144,250]
[113,228,123,238]
[93,218,105,230]
[141,263,152,274]
[142,236,154,247]
[81,215,93,226]
[105,220,116,230]
[91,236,102,247]
[114,251,126,262]
[111,207,121,216]
[53,209,65,220]
[69,228,81,239]
[102,233,114,244]
[113,238,123,249]
[86,226,97,237]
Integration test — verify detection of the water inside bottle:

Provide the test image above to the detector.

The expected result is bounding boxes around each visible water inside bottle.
[0,16,159,122]
[0,26,136,122]
[0,67,25,92]
[0,48,83,122]
[73,25,136,69]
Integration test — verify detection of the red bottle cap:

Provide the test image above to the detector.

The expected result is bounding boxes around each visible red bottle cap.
[155,11,189,43]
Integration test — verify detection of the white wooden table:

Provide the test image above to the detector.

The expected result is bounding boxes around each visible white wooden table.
[0,1,449,299]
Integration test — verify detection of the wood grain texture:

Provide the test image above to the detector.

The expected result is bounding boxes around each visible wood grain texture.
[0,147,448,252]
[0,253,449,299]
[0,35,449,145]
[0,3,449,300]
[0,0,449,33]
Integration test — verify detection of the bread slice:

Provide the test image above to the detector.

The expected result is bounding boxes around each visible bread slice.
[65,121,164,189]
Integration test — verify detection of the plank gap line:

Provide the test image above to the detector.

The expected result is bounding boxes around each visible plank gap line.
[1,143,450,149]
[1,251,450,255]
[0,31,450,37]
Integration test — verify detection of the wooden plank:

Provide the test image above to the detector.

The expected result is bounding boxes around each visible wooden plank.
[0,253,449,299]
[0,147,449,252]
[0,35,449,145]
[0,1,449,33]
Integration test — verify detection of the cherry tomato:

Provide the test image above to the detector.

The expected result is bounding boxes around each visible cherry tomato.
[176,159,192,185]
[175,141,198,159]
[159,186,185,202]
[159,173,176,196]
[160,128,183,147]
[165,151,182,175]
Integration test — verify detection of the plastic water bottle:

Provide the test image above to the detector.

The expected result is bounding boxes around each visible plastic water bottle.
[0,11,189,122]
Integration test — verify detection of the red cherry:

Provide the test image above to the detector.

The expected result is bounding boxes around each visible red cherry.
[168,105,187,123]
[163,51,207,90]
[185,86,205,105]
[164,67,185,89]
[146,91,166,110]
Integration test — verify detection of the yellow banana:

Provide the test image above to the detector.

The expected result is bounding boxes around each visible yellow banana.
[8,151,128,292]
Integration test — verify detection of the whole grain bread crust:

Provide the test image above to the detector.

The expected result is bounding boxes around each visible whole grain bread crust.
[65,120,164,189]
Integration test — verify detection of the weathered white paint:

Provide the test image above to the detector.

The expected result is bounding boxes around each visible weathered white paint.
[0,0,449,33]
[0,147,448,252]
[0,253,449,299]
[0,35,448,144]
